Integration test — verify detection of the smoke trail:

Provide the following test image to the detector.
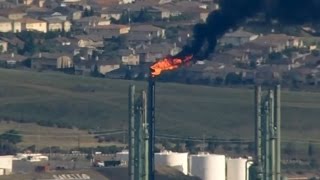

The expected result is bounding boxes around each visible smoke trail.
[176,0,320,60]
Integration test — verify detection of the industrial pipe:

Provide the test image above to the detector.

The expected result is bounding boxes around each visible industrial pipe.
[274,85,281,180]
[128,85,135,180]
[147,73,156,180]
[254,86,262,165]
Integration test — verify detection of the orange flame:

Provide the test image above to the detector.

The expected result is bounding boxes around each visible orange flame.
[150,55,193,77]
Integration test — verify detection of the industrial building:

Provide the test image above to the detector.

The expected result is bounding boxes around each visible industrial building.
[0,155,13,175]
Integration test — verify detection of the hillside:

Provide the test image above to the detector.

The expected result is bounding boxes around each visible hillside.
[0,69,320,140]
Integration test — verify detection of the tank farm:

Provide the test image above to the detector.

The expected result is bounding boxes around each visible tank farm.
[125,55,285,180]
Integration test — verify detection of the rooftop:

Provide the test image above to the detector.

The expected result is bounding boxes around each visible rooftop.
[0,16,11,22]
[16,17,46,24]
[224,29,257,38]
[0,53,28,62]
[130,24,164,32]
[93,24,130,30]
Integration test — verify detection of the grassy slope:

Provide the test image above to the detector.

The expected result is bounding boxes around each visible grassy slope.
[0,121,121,149]
[0,69,319,140]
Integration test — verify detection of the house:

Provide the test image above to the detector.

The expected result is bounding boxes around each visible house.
[0,40,8,53]
[119,49,139,65]
[88,24,130,36]
[94,59,120,75]
[45,18,71,32]
[0,1,17,9]
[0,8,27,20]
[43,12,68,21]
[23,0,33,5]
[220,29,259,46]
[37,0,46,7]
[0,16,12,32]
[130,25,165,39]
[255,64,291,84]
[135,43,173,63]
[251,34,304,53]
[15,17,47,33]
[0,37,25,49]
[31,53,73,70]
[75,35,104,48]
[119,0,135,4]
[74,60,96,75]
[126,33,152,45]
[0,53,28,68]
[147,6,181,19]
[200,11,209,22]
[26,7,53,19]
[53,7,82,20]
[100,9,122,20]
[74,16,110,30]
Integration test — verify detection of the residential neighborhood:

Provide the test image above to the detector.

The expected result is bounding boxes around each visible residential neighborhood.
[0,0,318,89]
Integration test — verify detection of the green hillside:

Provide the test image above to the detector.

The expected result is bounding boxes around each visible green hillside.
[0,69,320,140]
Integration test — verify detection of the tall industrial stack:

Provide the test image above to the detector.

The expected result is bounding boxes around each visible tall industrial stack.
[250,85,283,180]
[128,85,149,180]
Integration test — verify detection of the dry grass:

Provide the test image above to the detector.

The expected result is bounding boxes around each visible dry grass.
[0,121,122,149]
[0,69,319,142]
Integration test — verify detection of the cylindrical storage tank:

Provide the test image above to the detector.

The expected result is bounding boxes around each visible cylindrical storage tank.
[155,151,189,175]
[115,151,129,164]
[227,158,252,180]
[190,153,226,180]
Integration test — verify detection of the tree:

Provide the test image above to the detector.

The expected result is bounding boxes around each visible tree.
[207,141,218,153]
[83,8,94,17]
[308,143,316,157]
[247,142,255,153]
[173,142,186,152]
[283,142,296,156]
[133,9,152,22]
[0,142,18,155]
[225,72,242,85]
[215,76,224,85]
[310,158,319,168]
[311,49,320,57]
[0,130,22,144]
[185,139,197,153]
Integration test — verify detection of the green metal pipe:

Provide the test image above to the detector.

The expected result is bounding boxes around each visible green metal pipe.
[141,91,149,180]
[128,85,135,180]
[263,100,270,180]
[269,90,275,180]
[134,96,143,180]
[274,85,281,180]
[254,86,262,166]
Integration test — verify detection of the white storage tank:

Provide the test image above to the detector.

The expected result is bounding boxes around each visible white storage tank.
[190,153,226,180]
[227,158,252,180]
[155,151,189,175]
[0,155,13,175]
[115,151,129,164]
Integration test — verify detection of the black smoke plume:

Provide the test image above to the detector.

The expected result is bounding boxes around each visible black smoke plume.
[176,0,320,60]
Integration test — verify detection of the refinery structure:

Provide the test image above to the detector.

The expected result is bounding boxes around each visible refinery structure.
[126,62,286,180]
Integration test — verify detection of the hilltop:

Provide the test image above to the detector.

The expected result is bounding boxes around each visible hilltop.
[0,69,320,140]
